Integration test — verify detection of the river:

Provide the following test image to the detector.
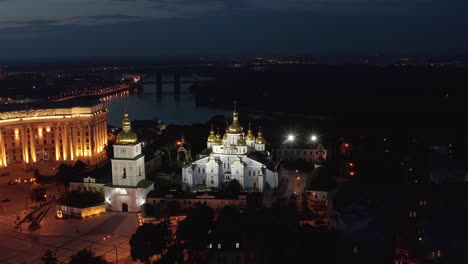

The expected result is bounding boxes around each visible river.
[104,74,230,127]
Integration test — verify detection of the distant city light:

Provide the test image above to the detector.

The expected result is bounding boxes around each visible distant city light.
[349,162,354,167]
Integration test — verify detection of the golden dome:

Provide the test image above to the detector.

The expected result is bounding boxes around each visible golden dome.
[245,123,255,141]
[228,102,243,133]
[214,129,223,145]
[223,128,228,140]
[117,130,138,144]
[117,111,138,144]
[255,127,265,144]
[237,134,246,146]
[207,125,216,142]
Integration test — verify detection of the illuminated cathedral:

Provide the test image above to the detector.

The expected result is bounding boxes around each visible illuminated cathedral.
[182,105,278,191]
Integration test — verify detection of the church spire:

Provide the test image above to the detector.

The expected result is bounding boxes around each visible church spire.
[228,100,242,133]
[122,111,131,132]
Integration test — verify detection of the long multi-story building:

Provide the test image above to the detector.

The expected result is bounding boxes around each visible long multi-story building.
[0,100,107,167]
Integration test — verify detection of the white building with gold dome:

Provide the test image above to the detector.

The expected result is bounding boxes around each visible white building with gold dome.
[102,112,153,212]
[182,106,278,191]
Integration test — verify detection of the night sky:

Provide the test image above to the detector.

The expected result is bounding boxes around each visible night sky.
[0,0,467,59]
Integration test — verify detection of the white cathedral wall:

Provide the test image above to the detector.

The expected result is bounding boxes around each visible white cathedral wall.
[227,134,241,145]
[113,143,142,159]
[111,156,145,186]
[104,187,140,212]
[137,185,153,207]
[255,144,265,151]
[265,169,278,188]
[182,167,192,186]
[186,154,276,190]
[191,157,208,185]
[231,162,245,187]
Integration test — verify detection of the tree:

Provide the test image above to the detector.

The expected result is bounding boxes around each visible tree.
[61,191,104,208]
[69,248,108,264]
[55,163,72,192]
[130,222,172,264]
[30,183,46,205]
[73,160,87,175]
[41,249,58,264]
[222,179,242,197]
[211,206,242,247]
[176,204,214,262]
[166,200,181,216]
[154,242,184,264]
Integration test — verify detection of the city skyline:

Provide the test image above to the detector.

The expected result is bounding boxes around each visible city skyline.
[0,0,467,59]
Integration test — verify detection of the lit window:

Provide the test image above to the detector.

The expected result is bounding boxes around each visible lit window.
[218,244,221,249]
[236,243,239,249]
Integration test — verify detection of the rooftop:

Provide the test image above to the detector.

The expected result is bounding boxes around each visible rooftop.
[0,99,103,112]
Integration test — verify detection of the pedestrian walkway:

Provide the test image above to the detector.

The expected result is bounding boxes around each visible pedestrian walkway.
[0,211,138,263]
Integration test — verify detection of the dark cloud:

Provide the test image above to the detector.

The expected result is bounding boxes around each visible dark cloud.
[0,19,60,25]
[0,0,467,58]
[148,0,250,9]
[87,14,142,20]
[151,4,169,9]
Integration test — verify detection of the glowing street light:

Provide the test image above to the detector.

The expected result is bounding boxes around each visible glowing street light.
[311,135,318,142]
[287,134,295,142]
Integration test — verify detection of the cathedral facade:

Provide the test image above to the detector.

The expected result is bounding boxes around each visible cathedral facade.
[182,107,278,191]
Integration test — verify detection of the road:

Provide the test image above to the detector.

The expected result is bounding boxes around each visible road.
[280,167,309,198]
[262,166,310,207]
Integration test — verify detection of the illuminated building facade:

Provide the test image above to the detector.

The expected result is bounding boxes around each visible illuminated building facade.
[182,105,279,191]
[103,112,153,212]
[0,100,108,167]
[276,144,327,163]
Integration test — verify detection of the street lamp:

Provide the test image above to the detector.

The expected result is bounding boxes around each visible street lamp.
[311,135,318,142]
[286,134,295,142]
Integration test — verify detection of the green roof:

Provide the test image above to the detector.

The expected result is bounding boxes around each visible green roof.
[137,180,154,188]
[112,154,145,161]
[104,180,153,189]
